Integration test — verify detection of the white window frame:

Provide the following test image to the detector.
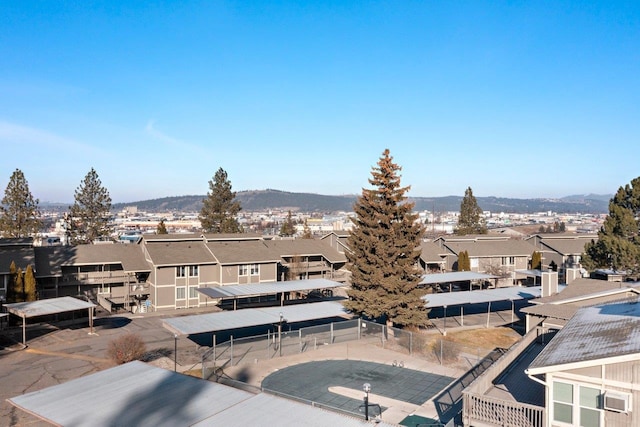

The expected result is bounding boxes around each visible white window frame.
[188,286,199,299]
[176,266,186,278]
[501,256,515,266]
[239,265,248,276]
[250,263,259,276]
[176,286,186,300]
[189,265,199,277]
[552,380,603,427]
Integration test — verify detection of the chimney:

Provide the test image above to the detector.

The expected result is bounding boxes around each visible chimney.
[541,271,559,297]
[565,268,581,285]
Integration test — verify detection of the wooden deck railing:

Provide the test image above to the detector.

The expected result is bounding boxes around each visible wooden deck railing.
[462,327,547,427]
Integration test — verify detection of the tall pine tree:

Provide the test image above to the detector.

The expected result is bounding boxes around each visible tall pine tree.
[346,149,428,329]
[280,210,296,237]
[455,186,487,235]
[68,168,113,245]
[582,177,640,275]
[199,168,242,233]
[0,169,42,238]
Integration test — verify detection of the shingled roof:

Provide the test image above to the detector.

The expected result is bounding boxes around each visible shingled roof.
[443,239,536,257]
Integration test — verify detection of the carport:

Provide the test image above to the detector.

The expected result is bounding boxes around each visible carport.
[420,271,497,291]
[197,278,344,310]
[3,296,96,346]
[423,286,543,335]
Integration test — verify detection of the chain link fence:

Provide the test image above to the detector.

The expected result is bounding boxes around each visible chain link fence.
[202,319,502,379]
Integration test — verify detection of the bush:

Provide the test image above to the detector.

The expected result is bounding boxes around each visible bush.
[107,333,147,364]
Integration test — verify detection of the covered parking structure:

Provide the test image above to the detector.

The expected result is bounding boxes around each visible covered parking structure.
[420,271,497,291]
[163,301,352,338]
[8,361,396,427]
[3,296,96,346]
[196,278,344,310]
[423,286,544,335]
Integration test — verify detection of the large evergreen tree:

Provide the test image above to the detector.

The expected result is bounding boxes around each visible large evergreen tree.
[199,168,242,233]
[582,177,640,275]
[0,169,42,238]
[68,168,113,245]
[455,186,487,235]
[345,149,428,329]
[280,210,296,237]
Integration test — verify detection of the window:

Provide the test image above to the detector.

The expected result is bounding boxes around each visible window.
[239,265,248,276]
[553,381,602,427]
[501,256,515,266]
[189,286,198,299]
[250,264,259,276]
[176,266,186,278]
[553,381,573,424]
[189,265,199,277]
[176,286,186,300]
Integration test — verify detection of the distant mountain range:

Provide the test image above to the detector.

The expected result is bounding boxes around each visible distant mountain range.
[107,189,611,214]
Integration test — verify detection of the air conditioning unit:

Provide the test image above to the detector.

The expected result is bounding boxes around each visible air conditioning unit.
[604,391,631,413]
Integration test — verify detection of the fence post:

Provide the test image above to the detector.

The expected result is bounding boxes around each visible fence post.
[230,335,234,366]
[299,329,302,353]
[409,331,413,355]
[314,337,317,351]
[358,318,361,340]
[440,339,443,366]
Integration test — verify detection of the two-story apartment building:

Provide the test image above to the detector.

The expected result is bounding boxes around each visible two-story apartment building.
[526,233,597,284]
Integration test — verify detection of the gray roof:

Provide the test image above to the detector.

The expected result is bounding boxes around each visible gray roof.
[443,239,536,257]
[531,278,640,304]
[540,238,593,255]
[9,362,395,427]
[528,299,640,372]
[197,279,344,299]
[520,303,580,320]
[420,241,448,263]
[423,286,543,308]
[34,244,151,276]
[4,296,95,318]
[267,239,347,264]
[420,271,496,285]
[0,246,35,273]
[144,240,216,266]
[163,301,351,335]
[206,240,280,264]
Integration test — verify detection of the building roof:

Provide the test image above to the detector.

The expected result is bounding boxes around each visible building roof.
[528,299,640,373]
[442,239,536,257]
[520,303,580,321]
[420,241,448,263]
[4,296,95,318]
[163,301,351,335]
[197,279,344,299]
[423,285,543,308]
[34,244,151,276]
[8,362,394,427]
[206,240,280,264]
[267,239,347,264]
[539,238,593,255]
[530,278,640,304]
[144,241,216,266]
[0,246,35,273]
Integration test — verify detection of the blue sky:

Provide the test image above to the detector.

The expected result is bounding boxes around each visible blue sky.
[1,1,638,203]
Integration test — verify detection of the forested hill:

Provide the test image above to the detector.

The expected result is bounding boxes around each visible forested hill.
[111,189,610,214]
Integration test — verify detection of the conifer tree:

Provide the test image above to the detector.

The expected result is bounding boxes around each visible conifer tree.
[68,168,113,245]
[346,149,428,328]
[455,187,487,235]
[582,177,640,275]
[280,210,296,237]
[0,169,42,238]
[199,168,242,233]
[457,250,471,271]
[531,251,542,270]
[301,219,313,239]
[156,219,168,235]
[24,264,37,301]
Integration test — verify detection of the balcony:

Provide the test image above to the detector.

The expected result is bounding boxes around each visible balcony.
[63,271,139,285]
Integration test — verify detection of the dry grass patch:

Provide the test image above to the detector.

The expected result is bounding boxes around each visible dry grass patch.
[442,327,521,349]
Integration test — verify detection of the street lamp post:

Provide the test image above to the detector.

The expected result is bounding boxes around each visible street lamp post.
[174,334,178,372]
[363,383,371,421]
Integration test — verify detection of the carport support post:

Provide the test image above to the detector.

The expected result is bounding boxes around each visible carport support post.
[22,314,26,347]
[443,306,447,336]
[88,307,94,335]
[511,299,514,323]
[461,306,464,326]
[486,301,492,328]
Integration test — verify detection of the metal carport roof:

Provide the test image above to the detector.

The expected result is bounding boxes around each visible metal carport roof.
[420,271,497,285]
[197,278,344,299]
[423,286,544,308]
[3,296,96,346]
[8,361,394,427]
[163,301,352,335]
